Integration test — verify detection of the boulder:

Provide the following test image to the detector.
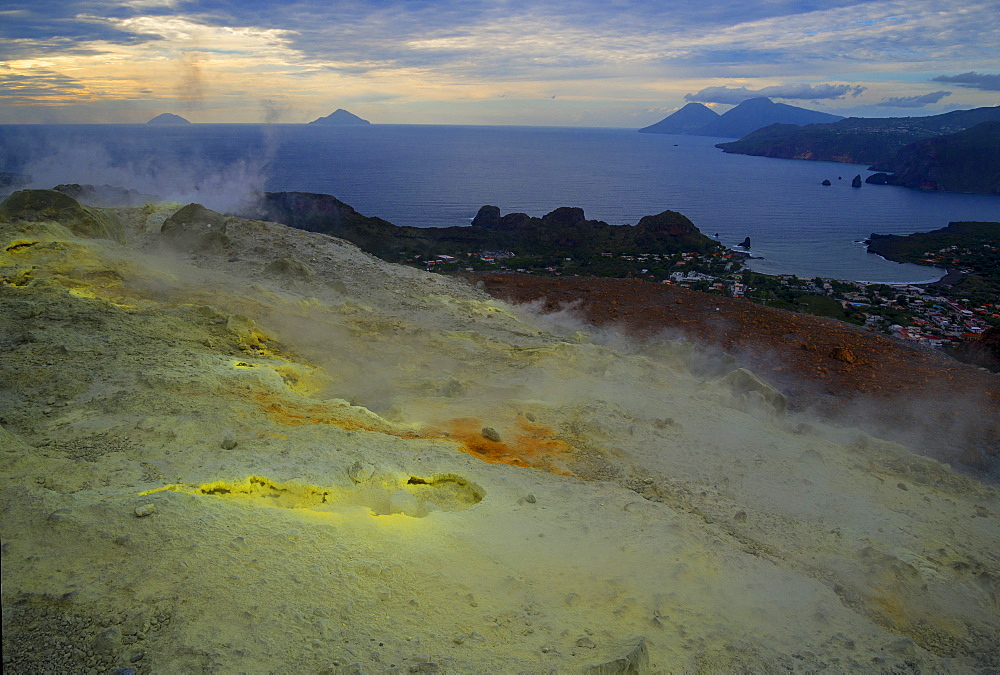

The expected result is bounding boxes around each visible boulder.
[720,368,787,416]
[585,637,649,674]
[738,237,751,248]
[821,179,832,186]
[160,203,229,252]
[851,174,863,188]
[830,346,858,364]
[264,254,315,281]
[471,205,501,229]
[0,189,125,244]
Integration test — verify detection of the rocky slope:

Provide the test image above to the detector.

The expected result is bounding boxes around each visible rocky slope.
[868,121,1000,195]
[465,273,1000,473]
[2,191,999,672]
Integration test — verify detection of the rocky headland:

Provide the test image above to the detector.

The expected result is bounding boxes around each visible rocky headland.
[716,105,1000,165]
[247,192,718,262]
[867,121,1000,195]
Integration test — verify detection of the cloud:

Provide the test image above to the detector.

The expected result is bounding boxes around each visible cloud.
[685,83,866,104]
[1,0,999,123]
[0,68,83,104]
[932,71,1000,92]
[876,90,952,108]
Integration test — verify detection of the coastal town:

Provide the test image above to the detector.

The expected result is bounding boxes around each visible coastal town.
[413,239,999,353]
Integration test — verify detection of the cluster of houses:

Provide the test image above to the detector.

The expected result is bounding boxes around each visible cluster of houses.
[415,244,996,351]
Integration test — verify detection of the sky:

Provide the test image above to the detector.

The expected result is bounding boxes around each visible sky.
[1,0,998,126]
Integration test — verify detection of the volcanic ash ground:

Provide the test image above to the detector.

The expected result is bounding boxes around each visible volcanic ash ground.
[1,192,999,673]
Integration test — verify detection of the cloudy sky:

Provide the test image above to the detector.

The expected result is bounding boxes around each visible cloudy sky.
[1,0,998,125]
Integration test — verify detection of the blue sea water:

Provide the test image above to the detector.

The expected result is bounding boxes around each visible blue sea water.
[2,123,998,283]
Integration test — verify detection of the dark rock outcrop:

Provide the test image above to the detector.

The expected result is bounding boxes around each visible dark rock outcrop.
[471,205,500,229]
[244,192,718,262]
[542,207,586,227]
[160,203,230,252]
[865,173,889,185]
[851,175,863,188]
[0,189,125,244]
[821,179,832,186]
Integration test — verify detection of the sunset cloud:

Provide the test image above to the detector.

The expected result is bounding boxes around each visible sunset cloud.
[0,0,997,124]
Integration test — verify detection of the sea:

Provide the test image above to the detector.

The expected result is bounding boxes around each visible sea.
[3,123,999,283]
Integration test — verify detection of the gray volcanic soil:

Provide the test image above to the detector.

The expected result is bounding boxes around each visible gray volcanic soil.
[2,194,999,673]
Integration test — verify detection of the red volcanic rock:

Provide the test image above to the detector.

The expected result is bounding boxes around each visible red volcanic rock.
[464,273,1000,470]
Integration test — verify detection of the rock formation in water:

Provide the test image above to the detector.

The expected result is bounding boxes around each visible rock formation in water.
[2,190,999,672]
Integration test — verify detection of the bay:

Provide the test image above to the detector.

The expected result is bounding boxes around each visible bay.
[3,123,998,283]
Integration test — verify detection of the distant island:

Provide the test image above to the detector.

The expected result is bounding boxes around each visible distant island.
[308,109,370,125]
[867,121,1000,195]
[639,98,842,139]
[146,113,191,125]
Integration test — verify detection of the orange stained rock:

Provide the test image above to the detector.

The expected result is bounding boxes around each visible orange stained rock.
[254,393,573,473]
[433,417,574,474]
[254,394,418,437]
